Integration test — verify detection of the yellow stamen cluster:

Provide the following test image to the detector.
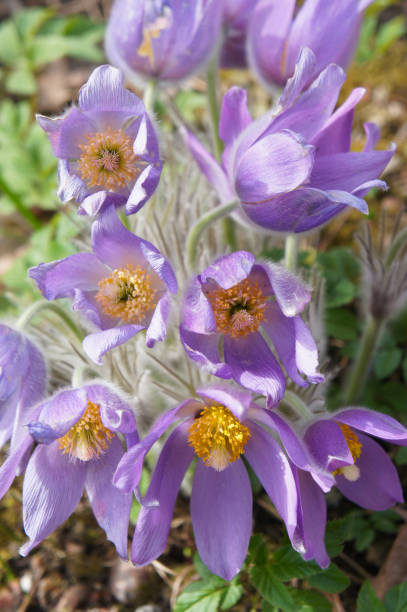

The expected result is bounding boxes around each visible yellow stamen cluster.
[78,128,139,191]
[333,423,363,479]
[206,278,267,338]
[58,401,114,461]
[188,405,251,472]
[96,264,157,323]
[138,14,171,66]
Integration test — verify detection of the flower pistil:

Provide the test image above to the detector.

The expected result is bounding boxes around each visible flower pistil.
[334,423,363,481]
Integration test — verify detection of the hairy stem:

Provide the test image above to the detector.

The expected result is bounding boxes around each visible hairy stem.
[17,300,83,342]
[284,234,298,272]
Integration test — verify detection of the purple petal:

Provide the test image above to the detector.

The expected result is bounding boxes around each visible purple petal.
[224,332,285,407]
[363,122,381,152]
[196,384,253,421]
[335,434,403,510]
[86,384,138,436]
[279,47,317,107]
[85,435,131,558]
[91,207,144,268]
[57,159,89,204]
[139,240,177,294]
[146,293,170,348]
[191,458,252,581]
[219,87,252,167]
[32,388,88,441]
[78,191,125,217]
[200,251,255,289]
[294,468,329,568]
[335,408,407,444]
[29,253,108,300]
[260,261,310,316]
[181,278,217,334]
[245,422,297,539]
[78,65,144,115]
[304,420,353,473]
[0,434,34,501]
[131,422,194,565]
[180,327,232,378]
[126,162,162,215]
[114,400,200,493]
[83,325,146,364]
[36,108,95,159]
[184,129,234,203]
[235,130,314,203]
[20,442,86,556]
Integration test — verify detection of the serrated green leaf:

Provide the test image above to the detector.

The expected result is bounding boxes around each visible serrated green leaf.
[249,534,269,566]
[374,348,402,379]
[193,552,214,580]
[250,565,295,611]
[357,581,386,612]
[325,308,358,341]
[173,578,225,612]
[288,587,331,612]
[355,528,375,552]
[307,563,350,593]
[5,66,36,95]
[220,582,243,610]
[384,581,407,612]
[271,546,321,581]
[0,21,23,64]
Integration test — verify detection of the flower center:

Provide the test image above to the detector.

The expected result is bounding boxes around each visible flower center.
[78,128,139,191]
[95,264,157,323]
[334,423,363,481]
[138,13,171,66]
[188,405,251,472]
[58,400,114,461]
[205,278,267,339]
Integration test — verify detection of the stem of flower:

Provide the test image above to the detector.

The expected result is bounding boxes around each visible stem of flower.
[186,200,238,270]
[206,53,223,162]
[17,300,83,342]
[284,234,298,272]
[282,390,313,420]
[143,79,157,112]
[0,175,42,230]
[342,314,384,405]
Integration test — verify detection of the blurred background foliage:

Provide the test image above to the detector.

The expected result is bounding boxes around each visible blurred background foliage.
[0,0,407,610]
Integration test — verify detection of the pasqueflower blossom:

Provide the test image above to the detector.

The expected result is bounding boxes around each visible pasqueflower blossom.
[0,384,138,557]
[0,324,46,449]
[37,65,161,216]
[105,0,222,83]
[29,208,177,364]
[247,0,372,87]
[186,48,394,233]
[265,406,407,567]
[220,0,258,69]
[180,251,322,406]
[113,385,298,580]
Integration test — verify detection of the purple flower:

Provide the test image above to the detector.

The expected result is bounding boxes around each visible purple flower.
[37,65,161,217]
[186,48,394,233]
[113,385,298,580]
[0,383,138,557]
[247,0,372,87]
[266,407,407,567]
[29,208,177,364]
[220,0,259,69]
[180,251,322,407]
[105,0,222,83]
[0,324,46,450]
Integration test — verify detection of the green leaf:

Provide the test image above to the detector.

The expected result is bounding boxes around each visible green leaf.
[271,546,321,581]
[317,248,360,308]
[402,355,407,384]
[374,348,402,379]
[396,446,407,466]
[250,565,295,611]
[376,17,406,53]
[220,582,243,610]
[357,581,386,612]
[325,308,358,340]
[193,553,213,580]
[5,66,36,95]
[307,563,350,594]
[288,588,331,612]
[0,21,23,64]
[249,534,269,566]
[173,578,225,612]
[384,581,407,612]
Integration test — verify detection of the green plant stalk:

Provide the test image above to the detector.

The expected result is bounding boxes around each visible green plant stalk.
[17,300,83,342]
[284,234,298,272]
[143,78,157,112]
[186,200,238,270]
[282,390,313,420]
[385,226,407,270]
[0,175,41,230]
[342,314,384,405]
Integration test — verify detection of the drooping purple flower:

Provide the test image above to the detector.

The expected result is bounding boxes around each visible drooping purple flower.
[266,406,407,567]
[37,65,161,217]
[0,324,46,450]
[105,0,222,83]
[186,48,394,233]
[0,383,138,557]
[29,208,177,364]
[180,251,322,407]
[220,0,259,69]
[247,0,372,87]
[113,384,298,580]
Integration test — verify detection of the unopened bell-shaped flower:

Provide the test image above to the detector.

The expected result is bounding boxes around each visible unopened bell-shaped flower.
[220,0,259,69]
[247,0,372,87]
[29,208,177,364]
[0,324,46,450]
[106,0,222,83]
[37,65,161,217]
